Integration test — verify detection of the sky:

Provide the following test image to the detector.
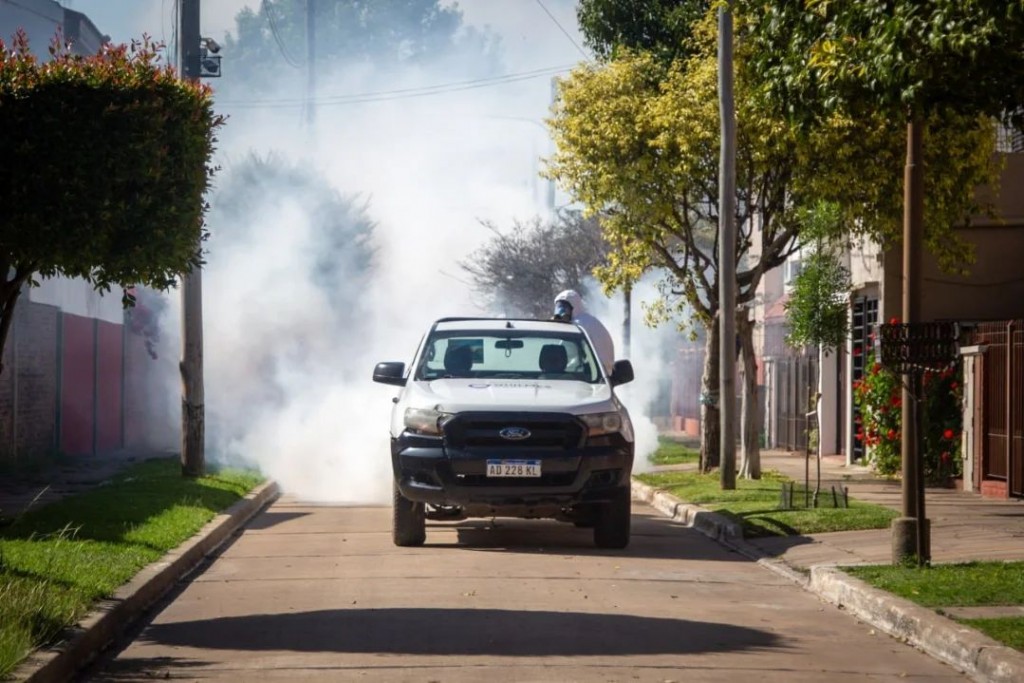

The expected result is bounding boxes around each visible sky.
[42,0,670,502]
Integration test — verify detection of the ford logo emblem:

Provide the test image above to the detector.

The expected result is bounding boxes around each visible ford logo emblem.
[499,426,531,441]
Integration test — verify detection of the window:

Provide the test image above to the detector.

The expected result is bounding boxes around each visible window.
[416,330,602,383]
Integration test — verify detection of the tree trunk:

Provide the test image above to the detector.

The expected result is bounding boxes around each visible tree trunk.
[0,269,31,376]
[699,314,721,472]
[738,312,761,479]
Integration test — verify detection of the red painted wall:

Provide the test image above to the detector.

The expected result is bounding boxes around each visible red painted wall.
[96,321,123,451]
[60,314,95,456]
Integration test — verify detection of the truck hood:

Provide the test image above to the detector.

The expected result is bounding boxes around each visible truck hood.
[407,378,616,414]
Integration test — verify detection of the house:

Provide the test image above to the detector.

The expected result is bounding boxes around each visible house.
[759,125,1024,499]
[664,123,1024,500]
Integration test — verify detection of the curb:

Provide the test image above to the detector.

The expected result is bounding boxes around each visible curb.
[13,479,281,683]
[630,477,809,587]
[811,567,1024,683]
[631,476,1024,682]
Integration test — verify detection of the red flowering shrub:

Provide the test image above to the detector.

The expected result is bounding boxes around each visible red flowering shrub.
[853,353,964,482]
[853,353,902,474]
[922,364,964,483]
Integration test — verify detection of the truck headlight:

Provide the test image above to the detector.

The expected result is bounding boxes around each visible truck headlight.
[404,407,452,436]
[581,411,622,436]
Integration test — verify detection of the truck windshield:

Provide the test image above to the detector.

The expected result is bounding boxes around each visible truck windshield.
[415,330,603,383]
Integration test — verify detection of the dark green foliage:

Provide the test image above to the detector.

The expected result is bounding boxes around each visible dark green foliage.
[0,34,221,291]
[0,32,223,372]
[741,1,1024,125]
[577,0,710,62]
[459,211,608,319]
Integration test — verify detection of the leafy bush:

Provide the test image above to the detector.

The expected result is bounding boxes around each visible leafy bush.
[854,350,963,483]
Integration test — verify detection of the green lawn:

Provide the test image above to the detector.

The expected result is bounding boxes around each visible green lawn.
[0,458,263,678]
[636,469,898,537]
[647,437,700,466]
[846,562,1024,652]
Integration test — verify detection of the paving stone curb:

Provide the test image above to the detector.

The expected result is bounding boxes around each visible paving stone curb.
[13,479,281,683]
[631,476,1024,682]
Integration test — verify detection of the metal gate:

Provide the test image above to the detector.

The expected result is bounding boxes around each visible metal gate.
[971,321,1024,498]
[850,296,878,461]
[772,354,819,452]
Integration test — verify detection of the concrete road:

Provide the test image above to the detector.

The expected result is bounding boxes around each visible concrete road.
[88,498,964,682]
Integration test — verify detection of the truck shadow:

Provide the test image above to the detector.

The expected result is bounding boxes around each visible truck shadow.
[130,607,784,658]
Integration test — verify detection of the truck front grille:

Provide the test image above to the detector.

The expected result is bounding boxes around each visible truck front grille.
[443,412,584,451]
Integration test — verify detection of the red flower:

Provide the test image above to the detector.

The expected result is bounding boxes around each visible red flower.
[889,317,900,325]
[941,451,951,463]
[943,428,955,440]
[890,395,902,408]
[853,346,862,356]
[950,381,959,390]
[855,431,864,442]
[887,429,898,441]
[873,362,882,373]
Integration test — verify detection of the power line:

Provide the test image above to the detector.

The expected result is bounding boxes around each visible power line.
[216,64,573,109]
[262,0,304,69]
[533,0,589,61]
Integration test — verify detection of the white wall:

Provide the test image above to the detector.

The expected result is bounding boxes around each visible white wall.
[29,277,125,324]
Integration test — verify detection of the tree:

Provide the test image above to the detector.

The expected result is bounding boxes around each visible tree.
[0,34,223,374]
[220,0,501,96]
[203,152,376,421]
[210,152,376,305]
[784,203,851,356]
[546,9,999,477]
[459,212,608,319]
[740,0,1024,563]
[577,0,710,62]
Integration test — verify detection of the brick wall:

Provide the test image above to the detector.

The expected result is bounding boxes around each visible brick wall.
[0,301,60,463]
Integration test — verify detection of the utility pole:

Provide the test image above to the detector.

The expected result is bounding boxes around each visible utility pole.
[718,3,737,490]
[306,0,316,127]
[179,0,205,477]
[623,285,632,358]
[547,76,559,214]
[892,119,928,565]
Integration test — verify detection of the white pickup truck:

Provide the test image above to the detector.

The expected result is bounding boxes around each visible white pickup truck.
[372,317,636,549]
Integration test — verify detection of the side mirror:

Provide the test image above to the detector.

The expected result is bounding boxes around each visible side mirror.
[609,359,634,387]
[373,361,407,386]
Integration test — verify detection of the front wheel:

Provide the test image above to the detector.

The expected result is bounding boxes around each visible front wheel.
[393,481,426,547]
[593,487,631,549]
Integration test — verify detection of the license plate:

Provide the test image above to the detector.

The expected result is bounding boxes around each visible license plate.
[486,459,541,477]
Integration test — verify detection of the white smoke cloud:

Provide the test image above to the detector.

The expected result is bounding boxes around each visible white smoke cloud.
[107,0,606,503]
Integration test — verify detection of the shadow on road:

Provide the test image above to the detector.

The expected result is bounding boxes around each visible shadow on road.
[424,510,763,562]
[133,607,783,657]
[244,510,311,530]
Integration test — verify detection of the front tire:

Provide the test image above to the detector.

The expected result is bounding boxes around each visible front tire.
[393,481,426,547]
[593,487,631,549]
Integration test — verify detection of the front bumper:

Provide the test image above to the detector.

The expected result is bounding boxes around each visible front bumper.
[391,430,634,508]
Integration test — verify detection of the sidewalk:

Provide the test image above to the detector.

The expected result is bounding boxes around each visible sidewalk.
[637,445,1024,681]
[751,449,1024,568]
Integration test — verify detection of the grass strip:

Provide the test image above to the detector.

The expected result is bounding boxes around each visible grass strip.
[636,469,897,537]
[845,562,1024,608]
[0,457,263,678]
[647,437,700,466]
[958,617,1024,652]
[846,562,1024,653]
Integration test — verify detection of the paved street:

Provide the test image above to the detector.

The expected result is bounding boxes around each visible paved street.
[89,498,964,682]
